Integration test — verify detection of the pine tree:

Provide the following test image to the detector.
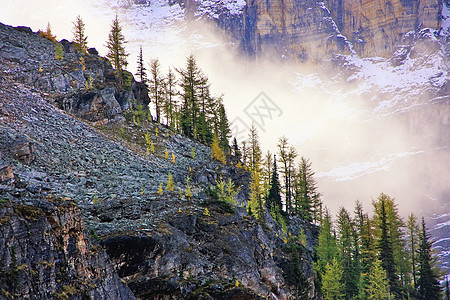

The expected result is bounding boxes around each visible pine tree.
[72,15,88,53]
[149,58,164,123]
[241,141,249,166]
[366,260,389,300]
[417,217,441,299]
[322,257,345,300]
[135,46,147,83]
[266,155,282,213]
[106,15,129,84]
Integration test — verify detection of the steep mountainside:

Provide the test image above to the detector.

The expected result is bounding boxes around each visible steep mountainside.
[0,23,319,299]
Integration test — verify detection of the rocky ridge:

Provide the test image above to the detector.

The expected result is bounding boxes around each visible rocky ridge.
[0,23,319,299]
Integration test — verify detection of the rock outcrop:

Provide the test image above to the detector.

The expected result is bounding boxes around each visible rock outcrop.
[0,23,319,299]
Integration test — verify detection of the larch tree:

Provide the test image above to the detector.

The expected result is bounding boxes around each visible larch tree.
[337,207,359,298]
[72,15,88,53]
[417,217,441,300]
[322,257,345,300]
[163,67,177,128]
[177,55,204,139]
[374,194,399,297]
[106,15,129,84]
[366,260,389,300]
[294,157,321,222]
[277,137,296,215]
[149,58,164,123]
[406,213,420,290]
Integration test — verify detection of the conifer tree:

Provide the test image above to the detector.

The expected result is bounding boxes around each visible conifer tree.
[216,98,231,152]
[106,15,129,84]
[294,157,321,222]
[375,194,398,297]
[277,137,296,215]
[135,46,147,83]
[149,58,164,123]
[406,213,420,290]
[322,257,345,300]
[248,124,262,173]
[232,138,241,159]
[337,207,359,298]
[241,141,249,166]
[417,217,441,299]
[39,22,57,42]
[177,55,203,139]
[266,155,282,213]
[315,208,339,292]
[366,260,389,300]
[72,15,88,53]
[211,134,226,164]
[163,67,177,128]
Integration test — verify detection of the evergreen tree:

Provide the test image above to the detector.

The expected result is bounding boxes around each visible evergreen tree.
[163,67,177,128]
[177,55,204,139]
[337,207,359,298]
[375,194,398,297]
[149,58,164,123]
[106,15,129,84]
[266,155,282,213]
[294,157,321,222]
[248,124,262,173]
[277,137,296,215]
[232,138,241,159]
[406,213,419,291]
[417,217,441,299]
[262,150,273,198]
[72,15,88,53]
[322,257,345,300]
[135,46,147,83]
[315,207,339,294]
[366,260,389,300]
[241,141,249,166]
[216,98,231,152]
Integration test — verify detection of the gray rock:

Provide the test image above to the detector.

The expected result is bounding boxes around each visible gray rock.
[0,45,26,62]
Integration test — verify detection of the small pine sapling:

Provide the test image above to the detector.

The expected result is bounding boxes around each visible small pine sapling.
[166,173,175,191]
[55,43,64,59]
[157,183,163,194]
[164,148,169,159]
[185,176,192,201]
[204,208,211,217]
[191,148,196,159]
[172,153,176,164]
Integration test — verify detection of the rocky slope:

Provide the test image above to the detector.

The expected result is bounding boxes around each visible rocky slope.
[0,23,319,299]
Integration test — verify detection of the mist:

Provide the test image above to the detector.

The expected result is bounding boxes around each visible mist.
[1,0,448,218]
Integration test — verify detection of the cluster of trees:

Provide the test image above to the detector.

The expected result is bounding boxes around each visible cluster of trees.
[238,126,322,224]
[316,194,442,300]
[62,14,232,153]
[136,53,231,153]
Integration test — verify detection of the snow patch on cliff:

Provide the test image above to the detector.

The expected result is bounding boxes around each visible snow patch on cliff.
[195,0,246,18]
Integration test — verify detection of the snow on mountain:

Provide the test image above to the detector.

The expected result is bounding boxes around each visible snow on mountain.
[195,0,246,18]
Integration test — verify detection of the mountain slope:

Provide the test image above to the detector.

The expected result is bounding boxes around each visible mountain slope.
[0,23,318,299]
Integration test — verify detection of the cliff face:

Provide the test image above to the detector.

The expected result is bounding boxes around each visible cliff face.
[324,0,442,56]
[178,0,443,60]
